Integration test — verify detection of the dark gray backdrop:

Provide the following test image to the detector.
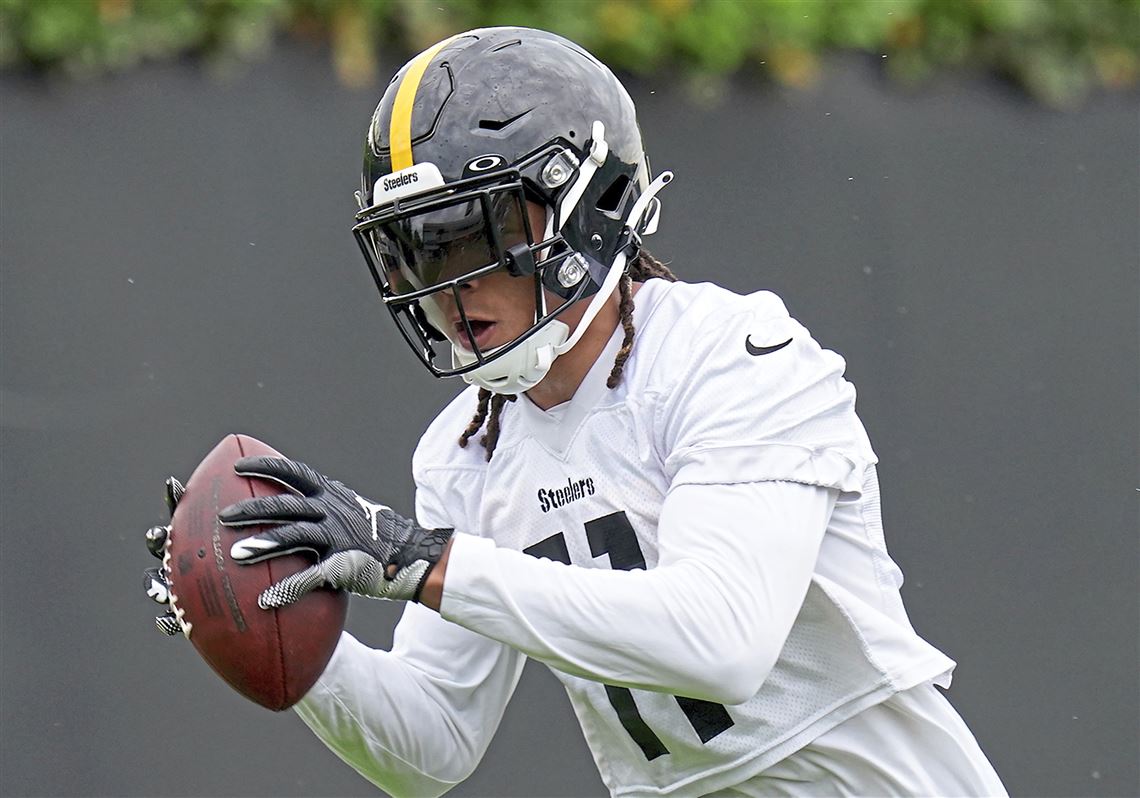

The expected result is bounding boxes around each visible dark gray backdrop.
[1,42,1136,798]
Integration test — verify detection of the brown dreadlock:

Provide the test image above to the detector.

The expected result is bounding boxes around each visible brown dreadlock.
[457,249,678,460]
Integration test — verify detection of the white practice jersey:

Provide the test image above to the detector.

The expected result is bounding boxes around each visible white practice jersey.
[295,280,958,797]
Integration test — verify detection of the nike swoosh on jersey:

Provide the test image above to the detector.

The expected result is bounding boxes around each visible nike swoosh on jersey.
[744,336,793,356]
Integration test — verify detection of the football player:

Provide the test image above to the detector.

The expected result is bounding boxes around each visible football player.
[145,27,1007,797]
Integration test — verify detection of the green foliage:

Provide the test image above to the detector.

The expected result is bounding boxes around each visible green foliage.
[1,0,1136,106]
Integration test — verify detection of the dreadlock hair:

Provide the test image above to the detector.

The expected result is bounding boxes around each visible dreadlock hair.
[457,249,678,460]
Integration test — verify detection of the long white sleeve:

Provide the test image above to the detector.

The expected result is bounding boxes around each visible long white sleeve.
[439,480,836,706]
[293,601,526,797]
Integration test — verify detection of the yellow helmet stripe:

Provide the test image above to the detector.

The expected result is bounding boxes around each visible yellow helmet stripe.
[389,36,461,172]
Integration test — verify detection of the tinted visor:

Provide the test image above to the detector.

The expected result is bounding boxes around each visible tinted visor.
[368,188,532,297]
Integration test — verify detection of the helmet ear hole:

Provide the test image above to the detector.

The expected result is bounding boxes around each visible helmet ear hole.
[595,174,633,220]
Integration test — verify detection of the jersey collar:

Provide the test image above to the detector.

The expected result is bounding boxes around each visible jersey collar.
[513,279,671,456]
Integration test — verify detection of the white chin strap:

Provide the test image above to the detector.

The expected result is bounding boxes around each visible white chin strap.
[456,167,674,396]
[452,319,570,394]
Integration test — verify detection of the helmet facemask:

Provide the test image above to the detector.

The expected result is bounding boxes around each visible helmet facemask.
[353,152,594,388]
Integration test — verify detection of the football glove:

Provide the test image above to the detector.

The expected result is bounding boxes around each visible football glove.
[220,456,452,608]
[143,476,186,636]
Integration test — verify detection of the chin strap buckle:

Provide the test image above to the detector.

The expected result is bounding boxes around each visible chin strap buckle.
[585,120,609,166]
[554,120,609,232]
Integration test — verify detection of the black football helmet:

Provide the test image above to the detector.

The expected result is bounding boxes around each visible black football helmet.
[352,26,670,394]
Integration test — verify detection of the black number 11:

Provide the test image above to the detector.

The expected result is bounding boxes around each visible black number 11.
[523,511,734,760]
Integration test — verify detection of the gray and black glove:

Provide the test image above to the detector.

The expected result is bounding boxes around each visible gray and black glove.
[220,456,452,608]
[143,476,186,636]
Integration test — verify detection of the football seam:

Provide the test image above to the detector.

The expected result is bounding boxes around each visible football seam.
[236,434,290,710]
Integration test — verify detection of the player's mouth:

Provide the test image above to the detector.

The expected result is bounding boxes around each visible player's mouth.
[453,318,498,351]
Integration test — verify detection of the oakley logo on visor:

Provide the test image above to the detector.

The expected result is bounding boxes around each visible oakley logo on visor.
[373,163,445,207]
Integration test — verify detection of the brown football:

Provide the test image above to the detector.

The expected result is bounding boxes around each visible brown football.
[164,433,348,710]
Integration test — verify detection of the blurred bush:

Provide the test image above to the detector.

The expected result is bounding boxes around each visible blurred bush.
[0,0,1136,107]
